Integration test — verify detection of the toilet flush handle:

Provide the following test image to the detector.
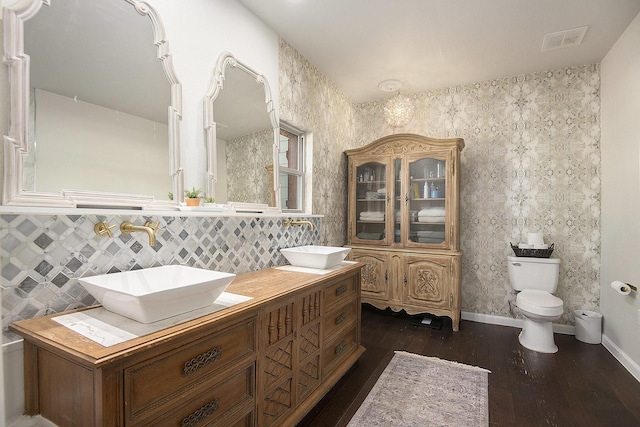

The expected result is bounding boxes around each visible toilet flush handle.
[512,262,521,266]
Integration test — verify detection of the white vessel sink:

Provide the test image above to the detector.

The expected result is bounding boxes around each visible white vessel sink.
[280,245,351,269]
[78,265,236,323]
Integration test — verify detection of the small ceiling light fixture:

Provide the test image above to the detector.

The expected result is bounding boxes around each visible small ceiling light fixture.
[379,79,414,128]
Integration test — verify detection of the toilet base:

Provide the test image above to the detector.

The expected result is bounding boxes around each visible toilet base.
[518,317,558,353]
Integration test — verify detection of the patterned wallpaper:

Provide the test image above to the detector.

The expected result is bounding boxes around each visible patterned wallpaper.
[226,128,274,204]
[279,39,355,246]
[279,38,600,325]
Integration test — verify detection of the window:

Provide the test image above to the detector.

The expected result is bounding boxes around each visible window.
[279,124,305,211]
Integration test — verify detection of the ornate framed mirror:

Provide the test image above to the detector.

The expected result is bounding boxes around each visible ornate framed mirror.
[203,52,280,210]
[2,0,183,209]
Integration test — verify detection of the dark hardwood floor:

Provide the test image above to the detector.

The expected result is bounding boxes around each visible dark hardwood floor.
[298,305,640,427]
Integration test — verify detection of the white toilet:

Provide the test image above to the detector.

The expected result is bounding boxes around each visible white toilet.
[507,255,563,353]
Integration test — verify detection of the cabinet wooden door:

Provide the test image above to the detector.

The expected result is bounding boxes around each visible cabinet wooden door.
[259,288,324,427]
[296,289,322,404]
[349,249,389,301]
[260,298,296,427]
[402,254,452,310]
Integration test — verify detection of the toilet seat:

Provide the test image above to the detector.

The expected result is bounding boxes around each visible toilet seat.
[516,290,563,317]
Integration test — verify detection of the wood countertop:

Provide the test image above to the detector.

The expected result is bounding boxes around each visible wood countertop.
[9,263,363,367]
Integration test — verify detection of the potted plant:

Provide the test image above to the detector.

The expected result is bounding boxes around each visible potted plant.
[203,196,215,207]
[184,186,203,206]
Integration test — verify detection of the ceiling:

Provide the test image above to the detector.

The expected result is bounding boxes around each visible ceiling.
[239,0,640,103]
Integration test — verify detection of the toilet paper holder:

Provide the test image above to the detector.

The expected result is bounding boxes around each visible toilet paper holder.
[614,281,637,292]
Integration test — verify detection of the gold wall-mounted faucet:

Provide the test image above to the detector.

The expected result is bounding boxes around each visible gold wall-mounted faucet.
[120,221,161,246]
[283,219,315,231]
[94,221,116,238]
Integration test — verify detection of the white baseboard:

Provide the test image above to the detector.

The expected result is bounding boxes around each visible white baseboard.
[601,334,640,382]
[461,311,576,335]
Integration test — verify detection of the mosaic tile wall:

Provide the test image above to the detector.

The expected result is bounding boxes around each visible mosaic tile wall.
[1,213,320,342]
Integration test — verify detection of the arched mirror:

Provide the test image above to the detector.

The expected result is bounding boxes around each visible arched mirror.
[2,0,183,209]
[203,52,279,209]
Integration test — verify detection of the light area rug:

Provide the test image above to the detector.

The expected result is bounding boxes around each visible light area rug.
[348,351,490,427]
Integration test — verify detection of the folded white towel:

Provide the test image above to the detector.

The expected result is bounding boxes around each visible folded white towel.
[360,211,385,218]
[417,207,446,217]
[377,188,387,194]
[418,216,445,223]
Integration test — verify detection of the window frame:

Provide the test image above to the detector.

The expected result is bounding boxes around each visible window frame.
[278,123,306,213]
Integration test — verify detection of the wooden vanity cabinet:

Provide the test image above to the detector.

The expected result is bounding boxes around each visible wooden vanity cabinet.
[345,134,464,330]
[258,272,362,427]
[10,264,364,427]
[20,312,258,427]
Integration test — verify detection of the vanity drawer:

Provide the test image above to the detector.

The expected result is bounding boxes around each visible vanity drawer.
[147,363,255,427]
[323,297,358,341]
[322,325,357,377]
[125,318,256,423]
[324,276,357,312]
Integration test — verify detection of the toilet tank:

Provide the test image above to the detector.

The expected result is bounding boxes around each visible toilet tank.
[507,256,560,292]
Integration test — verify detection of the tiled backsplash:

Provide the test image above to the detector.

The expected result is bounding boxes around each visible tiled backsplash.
[1,213,320,342]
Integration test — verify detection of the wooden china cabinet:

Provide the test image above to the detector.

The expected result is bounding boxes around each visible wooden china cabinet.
[345,134,465,331]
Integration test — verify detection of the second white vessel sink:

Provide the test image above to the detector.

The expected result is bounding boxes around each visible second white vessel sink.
[78,265,236,323]
[280,245,351,269]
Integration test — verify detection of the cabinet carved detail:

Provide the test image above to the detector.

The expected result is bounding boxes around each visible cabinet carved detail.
[262,378,293,426]
[360,262,379,291]
[263,340,293,389]
[300,290,321,325]
[299,323,320,359]
[415,269,438,297]
[298,355,320,399]
[267,302,294,345]
[369,141,440,155]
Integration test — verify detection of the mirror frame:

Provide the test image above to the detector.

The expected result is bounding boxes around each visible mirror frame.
[203,51,280,210]
[2,0,183,209]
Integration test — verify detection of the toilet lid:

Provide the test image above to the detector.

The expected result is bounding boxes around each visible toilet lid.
[516,290,563,316]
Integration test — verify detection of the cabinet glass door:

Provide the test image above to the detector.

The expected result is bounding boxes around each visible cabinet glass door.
[406,154,447,246]
[354,161,387,242]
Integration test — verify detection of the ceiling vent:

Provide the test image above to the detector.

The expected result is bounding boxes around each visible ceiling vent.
[541,26,589,52]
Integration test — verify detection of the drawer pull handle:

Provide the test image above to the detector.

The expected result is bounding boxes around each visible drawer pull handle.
[181,398,219,427]
[183,346,222,376]
[336,285,347,296]
[335,312,347,325]
[335,341,347,355]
